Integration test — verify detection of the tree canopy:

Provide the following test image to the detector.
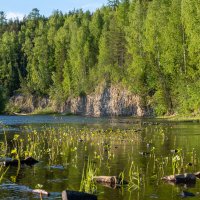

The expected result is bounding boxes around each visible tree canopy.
[0,1,200,115]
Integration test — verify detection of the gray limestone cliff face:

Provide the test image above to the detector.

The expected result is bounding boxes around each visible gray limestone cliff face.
[62,85,150,117]
[9,94,50,113]
[9,85,151,116]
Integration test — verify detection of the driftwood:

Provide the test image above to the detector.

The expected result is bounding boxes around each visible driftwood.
[194,171,200,178]
[1,157,39,167]
[32,189,49,196]
[62,190,97,200]
[93,176,128,186]
[94,181,120,189]
[162,173,199,184]
[13,112,29,116]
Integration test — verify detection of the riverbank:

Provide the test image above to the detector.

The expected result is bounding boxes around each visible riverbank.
[158,114,200,122]
[7,85,152,117]
[6,110,200,123]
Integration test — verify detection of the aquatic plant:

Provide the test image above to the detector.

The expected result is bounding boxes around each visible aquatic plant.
[11,134,24,158]
[118,171,125,186]
[127,161,142,191]
[80,158,97,194]
[34,184,45,200]
[0,165,9,183]
[171,148,184,174]
[10,126,142,166]
[0,123,8,157]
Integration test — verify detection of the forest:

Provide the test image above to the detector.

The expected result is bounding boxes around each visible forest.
[0,0,200,116]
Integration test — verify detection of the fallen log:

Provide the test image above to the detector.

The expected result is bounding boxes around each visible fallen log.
[194,171,200,178]
[162,173,196,184]
[94,181,119,189]
[1,157,39,167]
[93,176,128,185]
[32,189,49,196]
[0,183,49,197]
[13,112,29,116]
[62,190,97,200]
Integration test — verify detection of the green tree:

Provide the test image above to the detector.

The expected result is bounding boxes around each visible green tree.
[98,5,127,84]
[0,11,7,36]
[145,0,173,115]
[179,0,200,113]
[29,20,52,94]
[27,8,41,20]
[126,0,148,95]
[108,0,120,10]
[0,86,7,113]
[0,2,199,115]
[50,24,70,101]
[67,12,94,96]
[0,11,6,25]
[0,31,19,96]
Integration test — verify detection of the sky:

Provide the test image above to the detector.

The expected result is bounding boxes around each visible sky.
[0,0,108,20]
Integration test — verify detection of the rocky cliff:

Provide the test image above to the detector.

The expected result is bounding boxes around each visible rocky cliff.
[9,85,151,117]
[9,94,50,113]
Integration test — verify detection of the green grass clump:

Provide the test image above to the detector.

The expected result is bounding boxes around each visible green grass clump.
[80,158,97,194]
[31,107,57,115]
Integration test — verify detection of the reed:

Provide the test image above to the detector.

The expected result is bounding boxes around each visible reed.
[127,161,141,191]
[80,158,97,194]
[0,166,9,183]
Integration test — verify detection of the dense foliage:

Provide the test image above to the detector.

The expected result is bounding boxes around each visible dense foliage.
[0,0,200,115]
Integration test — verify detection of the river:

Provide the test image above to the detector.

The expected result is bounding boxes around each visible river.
[0,115,200,200]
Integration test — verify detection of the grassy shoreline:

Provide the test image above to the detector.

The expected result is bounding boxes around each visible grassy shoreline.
[157,114,200,122]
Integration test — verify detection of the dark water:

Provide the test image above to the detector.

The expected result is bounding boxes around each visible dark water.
[0,115,200,200]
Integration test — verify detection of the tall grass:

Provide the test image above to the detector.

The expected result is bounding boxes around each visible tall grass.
[80,158,97,194]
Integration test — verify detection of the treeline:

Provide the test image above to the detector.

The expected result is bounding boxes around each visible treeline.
[0,0,200,115]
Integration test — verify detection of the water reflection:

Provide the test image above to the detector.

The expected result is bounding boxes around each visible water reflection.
[0,115,200,200]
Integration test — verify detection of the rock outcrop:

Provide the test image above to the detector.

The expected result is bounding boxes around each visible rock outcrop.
[63,85,151,117]
[9,85,152,117]
[9,94,49,113]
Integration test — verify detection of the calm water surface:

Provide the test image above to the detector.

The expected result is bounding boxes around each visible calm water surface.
[0,115,200,200]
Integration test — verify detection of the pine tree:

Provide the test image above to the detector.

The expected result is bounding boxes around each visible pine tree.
[126,0,148,95]
[145,0,173,115]
[0,11,7,36]
[108,0,120,10]
[24,20,51,94]
[0,31,19,95]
